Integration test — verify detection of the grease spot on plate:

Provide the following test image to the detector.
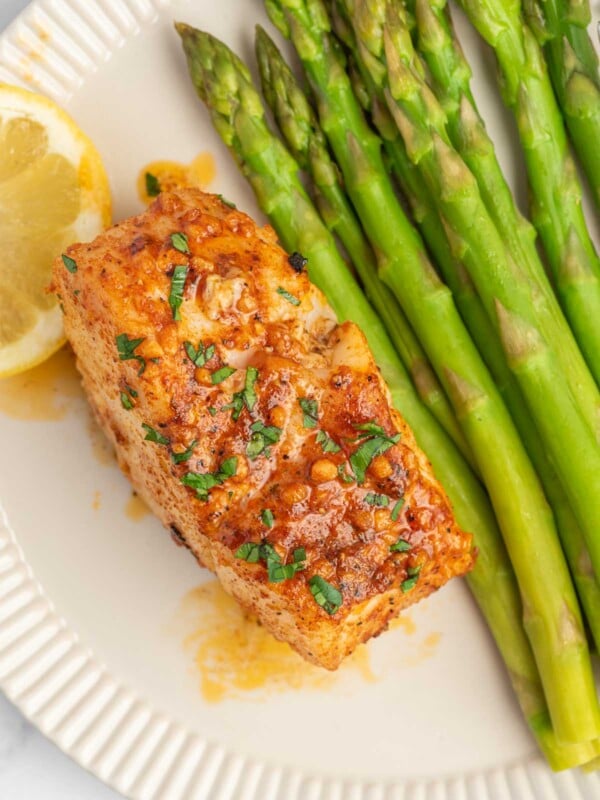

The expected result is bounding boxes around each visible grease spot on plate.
[0,346,81,421]
[92,490,101,511]
[138,152,216,204]
[178,581,379,703]
[125,492,151,521]
[86,413,115,466]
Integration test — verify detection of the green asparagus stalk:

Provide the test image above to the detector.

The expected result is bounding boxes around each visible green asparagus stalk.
[338,7,600,656]
[339,0,600,647]
[264,0,600,745]
[254,24,475,469]
[408,0,600,436]
[175,22,599,767]
[524,0,600,206]
[454,0,600,387]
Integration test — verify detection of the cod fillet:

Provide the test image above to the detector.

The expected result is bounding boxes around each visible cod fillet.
[52,188,473,669]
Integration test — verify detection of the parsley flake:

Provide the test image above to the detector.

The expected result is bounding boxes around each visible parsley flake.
[277,286,301,306]
[235,541,305,583]
[224,366,259,421]
[211,365,236,384]
[184,341,215,368]
[142,423,170,446]
[299,397,318,428]
[390,538,411,553]
[208,406,218,416]
[170,439,198,464]
[401,565,422,592]
[316,429,341,454]
[337,464,354,483]
[120,392,134,410]
[246,420,282,460]
[349,422,400,483]
[235,542,263,563]
[116,333,146,375]
[145,172,161,197]
[218,194,236,209]
[62,254,77,273]
[168,265,188,320]
[261,509,275,528]
[365,492,389,507]
[181,456,238,501]
[120,384,138,410]
[170,232,190,254]
[308,575,342,615]
[268,548,306,583]
[391,498,405,521]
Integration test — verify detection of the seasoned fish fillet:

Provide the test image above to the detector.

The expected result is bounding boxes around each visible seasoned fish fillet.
[52,188,473,669]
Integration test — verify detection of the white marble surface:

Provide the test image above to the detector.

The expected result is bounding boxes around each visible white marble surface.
[0,6,120,798]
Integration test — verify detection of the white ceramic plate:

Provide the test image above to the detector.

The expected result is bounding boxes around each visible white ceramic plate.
[1,2,600,798]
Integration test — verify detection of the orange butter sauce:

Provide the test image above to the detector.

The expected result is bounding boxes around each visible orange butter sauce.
[0,345,81,421]
[137,152,216,204]
[125,492,151,521]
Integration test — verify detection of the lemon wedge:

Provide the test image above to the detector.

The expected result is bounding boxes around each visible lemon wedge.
[0,83,111,378]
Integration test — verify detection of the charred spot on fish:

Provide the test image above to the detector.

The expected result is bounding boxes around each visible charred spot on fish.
[130,235,148,255]
[288,251,308,273]
[169,524,188,548]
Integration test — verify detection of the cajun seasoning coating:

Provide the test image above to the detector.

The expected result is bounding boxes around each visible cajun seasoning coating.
[51,188,473,669]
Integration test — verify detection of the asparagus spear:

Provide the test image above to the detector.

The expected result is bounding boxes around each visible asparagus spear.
[524,0,600,207]
[338,5,600,656]
[264,0,600,745]
[254,24,475,469]
[408,0,600,429]
[340,0,600,637]
[454,0,600,387]
[175,22,599,767]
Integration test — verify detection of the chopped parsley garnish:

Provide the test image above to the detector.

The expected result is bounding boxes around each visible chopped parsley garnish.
[349,422,400,484]
[142,423,170,445]
[365,492,389,507]
[120,392,134,410]
[260,509,275,528]
[168,265,188,320]
[234,541,264,563]
[288,251,307,273]
[268,548,306,583]
[170,232,190,254]
[170,439,198,464]
[145,172,161,197]
[235,541,305,583]
[390,538,411,553]
[337,464,354,483]
[299,397,318,428]
[120,384,138,410]
[208,406,218,416]
[184,341,215,368]
[181,456,238,501]
[223,366,259,420]
[308,575,343,615]
[211,365,236,384]
[276,286,301,306]
[352,421,387,437]
[62,254,77,273]
[116,333,146,375]
[391,498,405,521]
[246,420,282,460]
[401,565,422,593]
[218,194,236,209]
[316,429,341,454]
